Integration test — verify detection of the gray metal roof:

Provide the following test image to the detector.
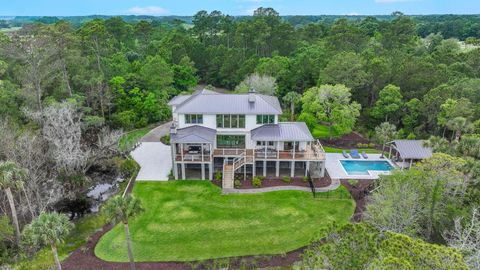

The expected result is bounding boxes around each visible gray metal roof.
[171,125,216,144]
[251,122,314,141]
[168,89,218,106]
[391,140,433,159]
[171,90,282,115]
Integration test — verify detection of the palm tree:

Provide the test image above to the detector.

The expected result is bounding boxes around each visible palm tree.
[23,212,73,270]
[283,91,302,121]
[0,161,27,247]
[447,117,472,141]
[375,122,397,158]
[103,195,144,270]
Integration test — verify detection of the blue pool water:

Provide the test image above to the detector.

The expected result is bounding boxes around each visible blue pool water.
[340,160,394,175]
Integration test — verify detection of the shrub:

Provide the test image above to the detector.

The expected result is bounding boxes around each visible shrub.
[282,176,291,183]
[252,176,263,188]
[119,158,138,178]
[234,179,242,188]
[303,176,309,182]
[160,134,170,145]
[214,170,222,181]
[347,179,359,186]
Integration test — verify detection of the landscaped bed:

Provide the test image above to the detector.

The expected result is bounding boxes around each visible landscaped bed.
[224,175,332,189]
[95,181,354,262]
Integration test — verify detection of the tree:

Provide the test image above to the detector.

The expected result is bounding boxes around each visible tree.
[371,84,403,122]
[437,98,474,137]
[402,98,421,134]
[446,208,480,270]
[282,91,301,120]
[23,212,73,270]
[375,122,397,158]
[139,55,174,98]
[447,117,472,141]
[234,73,277,95]
[0,160,27,247]
[301,84,361,139]
[103,195,144,270]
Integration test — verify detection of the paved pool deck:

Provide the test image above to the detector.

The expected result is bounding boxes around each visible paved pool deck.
[325,153,395,180]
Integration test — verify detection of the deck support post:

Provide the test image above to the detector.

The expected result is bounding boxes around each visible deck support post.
[290,161,295,177]
[305,161,310,177]
[180,143,184,161]
[263,160,267,177]
[293,141,296,159]
[409,159,413,169]
[320,161,325,177]
[201,163,205,180]
[275,161,279,177]
[173,163,178,179]
[252,162,256,178]
[181,163,186,180]
[209,162,213,180]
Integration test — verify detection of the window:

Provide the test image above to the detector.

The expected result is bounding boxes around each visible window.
[185,114,203,124]
[217,135,245,148]
[256,115,275,124]
[256,141,274,146]
[216,114,245,128]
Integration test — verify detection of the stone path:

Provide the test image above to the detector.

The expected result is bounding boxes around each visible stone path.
[223,179,340,194]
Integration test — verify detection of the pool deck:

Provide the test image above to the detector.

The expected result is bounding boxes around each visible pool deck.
[325,153,395,180]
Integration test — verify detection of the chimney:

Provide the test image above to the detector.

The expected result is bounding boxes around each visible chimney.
[170,122,177,135]
[248,88,256,103]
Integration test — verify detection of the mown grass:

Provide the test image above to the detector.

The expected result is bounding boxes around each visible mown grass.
[118,127,152,151]
[311,124,340,139]
[95,181,355,262]
[323,146,381,154]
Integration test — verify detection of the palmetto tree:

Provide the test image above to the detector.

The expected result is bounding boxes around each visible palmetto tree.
[23,212,73,270]
[103,195,144,270]
[283,91,302,121]
[447,117,472,141]
[0,161,27,247]
[375,122,397,158]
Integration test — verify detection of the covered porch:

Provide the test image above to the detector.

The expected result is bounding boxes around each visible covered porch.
[388,140,433,169]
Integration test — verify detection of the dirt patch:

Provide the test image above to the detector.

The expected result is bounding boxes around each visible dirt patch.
[341,179,375,222]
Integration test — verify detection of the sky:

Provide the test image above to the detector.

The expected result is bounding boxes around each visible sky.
[1,0,479,16]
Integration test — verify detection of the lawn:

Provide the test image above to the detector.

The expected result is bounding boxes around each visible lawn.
[311,123,339,139]
[323,146,381,154]
[95,181,355,262]
[118,127,152,151]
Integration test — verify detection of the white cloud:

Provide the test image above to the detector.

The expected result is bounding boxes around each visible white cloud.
[345,12,360,16]
[375,0,419,3]
[126,6,169,15]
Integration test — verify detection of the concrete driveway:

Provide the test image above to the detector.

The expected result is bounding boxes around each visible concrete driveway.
[131,122,172,181]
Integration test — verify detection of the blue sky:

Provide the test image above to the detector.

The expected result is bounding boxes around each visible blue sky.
[2,0,479,16]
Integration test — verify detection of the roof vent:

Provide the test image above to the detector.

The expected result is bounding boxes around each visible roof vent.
[248,88,256,103]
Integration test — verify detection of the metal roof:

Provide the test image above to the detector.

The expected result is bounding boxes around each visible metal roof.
[168,95,190,106]
[171,125,216,144]
[390,140,433,159]
[251,122,314,141]
[170,90,282,115]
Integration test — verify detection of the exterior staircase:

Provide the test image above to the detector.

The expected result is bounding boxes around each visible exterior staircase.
[222,152,254,190]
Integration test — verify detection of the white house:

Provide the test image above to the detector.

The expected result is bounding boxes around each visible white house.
[168,89,326,189]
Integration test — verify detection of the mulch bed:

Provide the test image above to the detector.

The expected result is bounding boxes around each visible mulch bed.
[211,173,332,189]
[340,179,375,222]
[320,131,370,148]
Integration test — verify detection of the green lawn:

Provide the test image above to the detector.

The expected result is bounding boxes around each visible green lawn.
[95,181,355,262]
[118,127,152,151]
[311,124,340,139]
[323,146,381,154]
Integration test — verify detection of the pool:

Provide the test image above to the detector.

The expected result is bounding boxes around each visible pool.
[340,160,394,176]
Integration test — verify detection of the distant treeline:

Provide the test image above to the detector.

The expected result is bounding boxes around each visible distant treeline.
[1,13,480,39]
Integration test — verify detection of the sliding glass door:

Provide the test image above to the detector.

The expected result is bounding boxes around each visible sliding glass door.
[216,135,245,149]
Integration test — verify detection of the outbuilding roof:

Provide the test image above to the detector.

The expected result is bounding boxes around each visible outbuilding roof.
[170,125,216,144]
[170,89,282,115]
[390,140,433,160]
[251,122,314,142]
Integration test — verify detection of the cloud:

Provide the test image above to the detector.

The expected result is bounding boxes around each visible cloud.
[375,0,420,3]
[126,6,169,15]
[345,12,360,16]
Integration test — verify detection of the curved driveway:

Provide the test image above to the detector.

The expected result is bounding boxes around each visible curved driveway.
[131,122,172,181]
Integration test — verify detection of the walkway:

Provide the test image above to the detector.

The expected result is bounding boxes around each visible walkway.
[131,122,173,181]
[223,179,340,194]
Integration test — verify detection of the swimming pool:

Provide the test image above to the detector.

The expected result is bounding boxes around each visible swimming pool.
[340,160,394,176]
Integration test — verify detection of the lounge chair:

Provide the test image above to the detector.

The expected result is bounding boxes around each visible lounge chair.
[342,150,349,158]
[350,149,361,159]
[361,151,368,159]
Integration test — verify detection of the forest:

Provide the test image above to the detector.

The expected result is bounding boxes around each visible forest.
[1,7,480,269]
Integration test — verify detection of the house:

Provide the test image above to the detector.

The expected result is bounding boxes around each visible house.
[387,140,433,169]
[168,89,326,189]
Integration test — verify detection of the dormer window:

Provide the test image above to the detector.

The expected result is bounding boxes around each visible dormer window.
[256,115,275,124]
[185,114,203,124]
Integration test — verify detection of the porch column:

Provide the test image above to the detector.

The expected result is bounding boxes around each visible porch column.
[201,143,204,162]
[173,162,178,179]
[401,158,405,170]
[293,141,296,159]
[320,161,325,177]
[263,160,267,177]
[181,163,186,180]
[264,144,267,159]
[252,161,256,177]
[409,159,413,169]
[388,144,393,159]
[290,161,295,177]
[209,162,213,180]
[275,161,279,177]
[277,141,279,159]
[180,143,184,161]
[201,163,205,180]
[305,161,310,177]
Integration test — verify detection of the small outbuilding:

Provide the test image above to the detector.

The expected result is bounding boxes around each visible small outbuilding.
[388,140,433,169]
